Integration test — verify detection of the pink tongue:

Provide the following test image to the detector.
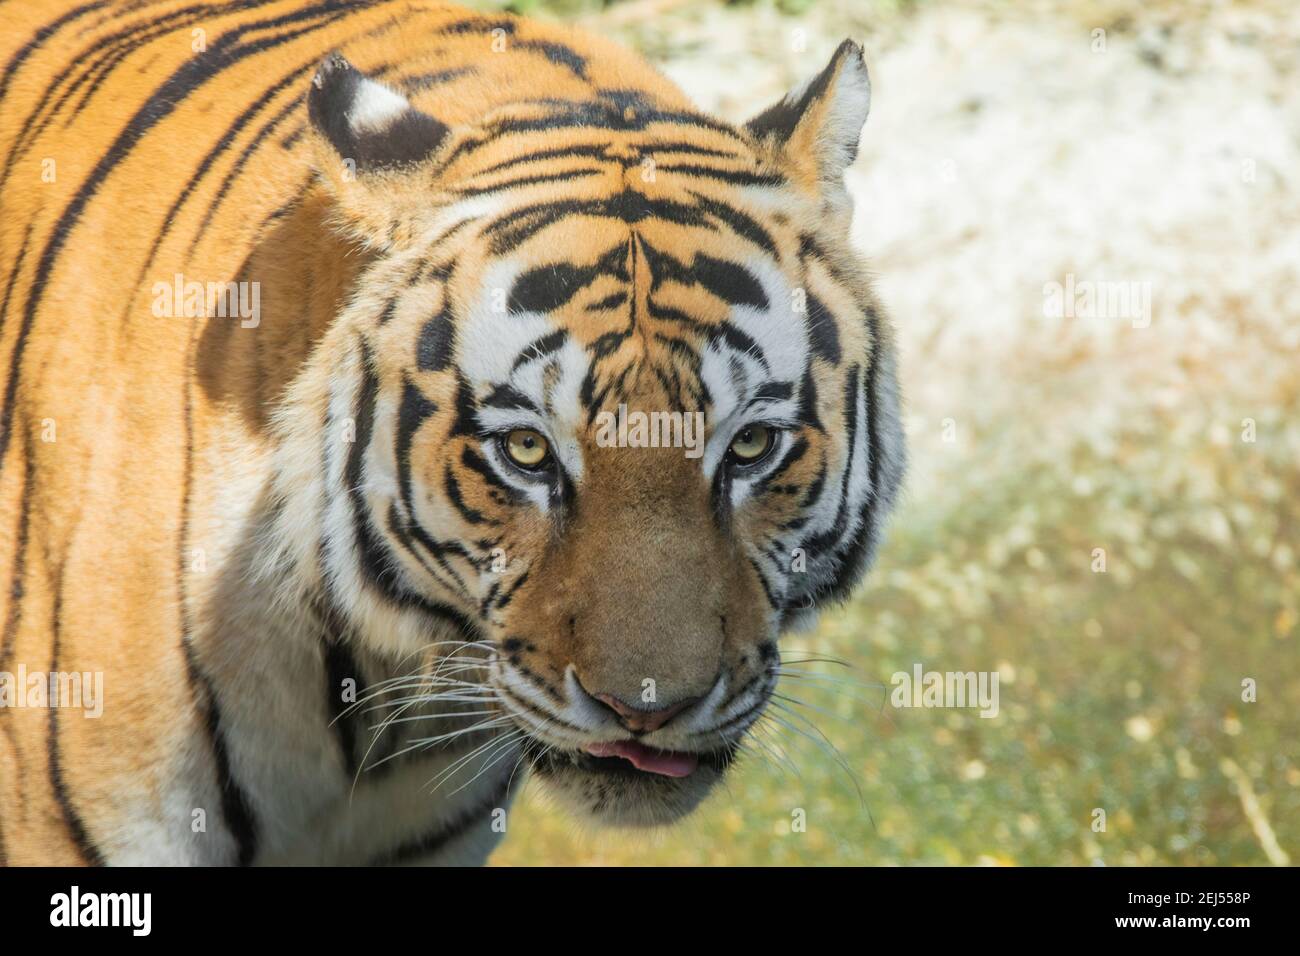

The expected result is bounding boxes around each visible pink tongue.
[584,740,699,778]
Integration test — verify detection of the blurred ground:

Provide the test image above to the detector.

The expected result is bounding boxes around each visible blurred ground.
[481,0,1300,865]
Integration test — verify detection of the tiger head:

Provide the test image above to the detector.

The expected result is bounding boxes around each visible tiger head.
[287,40,904,826]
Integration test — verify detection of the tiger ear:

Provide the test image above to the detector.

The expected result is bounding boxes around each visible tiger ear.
[307,52,448,181]
[744,40,871,213]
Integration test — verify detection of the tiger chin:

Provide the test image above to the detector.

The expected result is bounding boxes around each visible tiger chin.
[0,1,904,865]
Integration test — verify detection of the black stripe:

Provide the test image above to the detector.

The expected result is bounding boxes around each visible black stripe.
[417,305,456,371]
[688,190,777,252]
[755,435,810,494]
[0,441,33,695]
[656,163,784,188]
[280,123,307,148]
[711,322,769,370]
[795,365,824,432]
[260,180,311,228]
[805,293,842,364]
[509,260,598,315]
[755,380,793,402]
[0,0,367,465]
[322,633,361,779]
[711,444,734,531]
[0,0,109,106]
[694,253,770,310]
[485,191,717,256]
[181,639,259,866]
[390,503,476,596]
[459,446,521,502]
[347,347,393,586]
[347,347,477,614]
[2,1,263,195]
[508,661,565,706]
[0,221,33,387]
[478,581,500,618]
[746,556,782,612]
[453,166,602,198]
[801,364,861,557]
[396,376,438,515]
[438,16,518,36]
[507,241,627,315]
[645,141,747,161]
[819,315,886,604]
[444,463,491,526]
[368,768,512,866]
[447,374,480,439]
[391,378,476,592]
[586,292,627,313]
[481,383,539,413]
[66,6,224,121]
[512,329,568,371]
[137,59,322,294]
[863,306,883,494]
[442,100,743,168]
[798,231,854,285]
[176,245,259,863]
[516,39,587,79]
[494,569,530,610]
[447,126,747,173]
[401,66,477,93]
[471,143,611,178]
[48,562,105,865]
[796,455,828,512]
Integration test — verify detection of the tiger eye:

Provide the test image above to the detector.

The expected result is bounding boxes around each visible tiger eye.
[729,425,773,463]
[505,428,550,468]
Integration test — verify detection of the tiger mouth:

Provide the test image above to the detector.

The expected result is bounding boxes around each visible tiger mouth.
[582,739,700,777]
[524,735,738,780]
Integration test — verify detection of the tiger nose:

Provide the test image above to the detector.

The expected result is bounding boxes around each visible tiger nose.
[592,692,700,733]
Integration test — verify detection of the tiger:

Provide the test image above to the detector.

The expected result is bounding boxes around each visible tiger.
[0,0,905,866]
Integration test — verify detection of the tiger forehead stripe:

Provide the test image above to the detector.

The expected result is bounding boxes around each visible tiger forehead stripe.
[439,91,748,167]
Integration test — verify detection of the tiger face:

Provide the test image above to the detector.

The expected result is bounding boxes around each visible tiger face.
[298,41,904,827]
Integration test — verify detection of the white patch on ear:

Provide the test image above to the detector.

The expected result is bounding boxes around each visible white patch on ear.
[818,50,871,186]
[349,77,411,133]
